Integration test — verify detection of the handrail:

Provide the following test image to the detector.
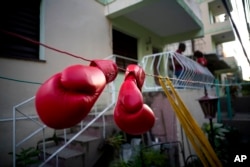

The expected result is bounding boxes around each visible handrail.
[113,54,139,63]
[38,102,115,167]
[12,81,116,167]
[0,115,39,122]
[141,51,215,91]
[13,96,37,167]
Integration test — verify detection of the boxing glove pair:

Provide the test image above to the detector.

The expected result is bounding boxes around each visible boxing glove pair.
[35,61,155,135]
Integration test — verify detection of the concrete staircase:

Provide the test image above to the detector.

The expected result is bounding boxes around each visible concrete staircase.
[39,111,118,167]
[220,96,250,139]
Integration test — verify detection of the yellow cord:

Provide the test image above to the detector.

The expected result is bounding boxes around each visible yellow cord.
[158,77,222,167]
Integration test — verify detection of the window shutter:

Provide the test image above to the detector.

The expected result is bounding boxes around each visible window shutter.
[0,0,41,60]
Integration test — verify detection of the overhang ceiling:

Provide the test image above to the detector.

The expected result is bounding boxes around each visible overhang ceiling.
[209,0,233,16]
[107,0,203,38]
[212,31,235,44]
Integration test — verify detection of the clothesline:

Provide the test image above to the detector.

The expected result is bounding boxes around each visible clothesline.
[0,75,246,88]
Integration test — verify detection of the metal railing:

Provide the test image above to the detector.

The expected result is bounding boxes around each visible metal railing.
[12,81,116,167]
[141,51,215,91]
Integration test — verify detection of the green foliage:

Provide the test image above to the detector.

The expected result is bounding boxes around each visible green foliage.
[9,131,60,167]
[109,159,133,167]
[36,131,60,149]
[9,147,41,167]
[241,82,250,96]
[202,122,230,144]
[109,147,168,167]
[201,122,239,165]
[106,133,125,150]
[141,148,168,167]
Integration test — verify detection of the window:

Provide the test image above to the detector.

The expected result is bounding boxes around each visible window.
[0,0,41,60]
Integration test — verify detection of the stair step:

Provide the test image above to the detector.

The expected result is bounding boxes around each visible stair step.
[80,121,114,127]
[45,146,83,159]
[70,121,118,138]
[221,113,250,121]
[83,115,114,123]
[42,146,84,167]
[61,133,99,143]
[56,133,103,167]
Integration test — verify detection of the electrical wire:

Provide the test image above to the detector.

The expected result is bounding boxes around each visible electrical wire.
[221,0,250,67]
[0,76,41,85]
[242,0,250,34]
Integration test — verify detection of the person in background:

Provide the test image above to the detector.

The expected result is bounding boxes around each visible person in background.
[173,43,186,78]
[193,50,207,67]
[176,43,186,54]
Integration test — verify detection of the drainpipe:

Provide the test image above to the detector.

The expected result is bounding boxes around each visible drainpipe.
[191,39,195,53]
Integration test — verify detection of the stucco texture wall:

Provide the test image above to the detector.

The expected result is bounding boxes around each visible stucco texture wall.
[0,0,112,166]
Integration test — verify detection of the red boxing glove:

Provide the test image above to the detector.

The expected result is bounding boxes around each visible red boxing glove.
[114,64,155,135]
[35,60,118,129]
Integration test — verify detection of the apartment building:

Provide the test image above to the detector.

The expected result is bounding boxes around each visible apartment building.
[0,1,219,166]
[166,0,244,83]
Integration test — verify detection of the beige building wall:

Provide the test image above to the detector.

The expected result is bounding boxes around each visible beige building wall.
[0,0,113,166]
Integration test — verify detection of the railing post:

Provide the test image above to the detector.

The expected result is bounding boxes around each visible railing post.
[225,80,233,120]
[12,107,16,167]
[215,79,221,123]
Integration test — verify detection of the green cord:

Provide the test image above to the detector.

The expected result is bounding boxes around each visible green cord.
[0,76,41,85]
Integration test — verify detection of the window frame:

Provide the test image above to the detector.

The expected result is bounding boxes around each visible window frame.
[0,0,43,61]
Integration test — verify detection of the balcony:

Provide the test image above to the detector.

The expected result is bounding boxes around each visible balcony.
[140,51,215,91]
[106,0,204,42]
[207,0,235,43]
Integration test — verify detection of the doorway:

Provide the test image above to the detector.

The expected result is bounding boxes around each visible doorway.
[112,29,138,71]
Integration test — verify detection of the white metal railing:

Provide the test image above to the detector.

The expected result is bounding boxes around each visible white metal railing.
[141,51,215,91]
[39,102,115,167]
[12,80,116,167]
